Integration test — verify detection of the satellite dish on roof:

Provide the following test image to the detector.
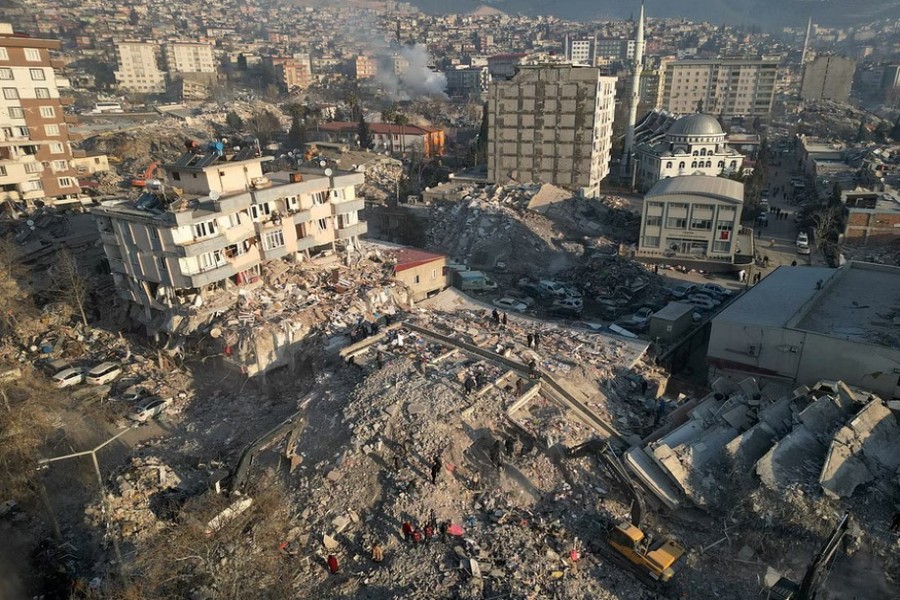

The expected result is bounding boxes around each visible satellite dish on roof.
[209,190,221,201]
[319,160,327,168]
[324,168,333,177]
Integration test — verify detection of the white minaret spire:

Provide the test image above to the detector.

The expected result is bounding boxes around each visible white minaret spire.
[621,1,645,181]
[801,17,812,66]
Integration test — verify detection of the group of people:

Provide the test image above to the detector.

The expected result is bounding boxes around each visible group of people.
[768,206,791,220]
[525,331,541,350]
[490,308,508,328]
[349,320,380,344]
[463,366,489,395]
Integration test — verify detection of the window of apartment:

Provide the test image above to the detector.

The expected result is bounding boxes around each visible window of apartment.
[642,235,660,248]
[120,224,135,247]
[15,126,28,137]
[263,230,285,250]
[666,216,687,229]
[52,159,67,171]
[226,212,242,228]
[0,166,5,176]
[49,142,64,154]
[198,250,224,271]
[647,201,663,209]
[691,218,712,230]
[645,215,662,227]
[192,219,218,239]
[35,87,50,98]
[413,274,421,284]
[285,195,298,210]
[40,106,55,118]
[157,256,167,272]
[24,162,42,174]
[3,87,18,100]
[665,161,673,169]
[0,68,11,80]
[249,202,271,220]
[716,222,733,241]
[148,227,161,250]
[45,124,59,136]
[317,218,328,232]
[311,191,328,205]
[171,171,180,181]
[0,48,8,61]
[678,161,685,170]
[7,107,23,118]
[25,180,43,191]
[29,68,45,81]
[24,48,41,62]
[57,177,73,188]
[130,254,141,273]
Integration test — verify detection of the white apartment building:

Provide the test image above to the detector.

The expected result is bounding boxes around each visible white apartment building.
[634,114,745,191]
[93,148,367,329]
[0,23,84,206]
[114,42,167,94]
[637,175,744,263]
[164,42,216,74]
[660,57,779,117]
[487,65,616,198]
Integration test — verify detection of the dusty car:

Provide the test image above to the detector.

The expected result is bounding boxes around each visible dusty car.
[128,397,171,422]
[85,362,122,386]
[492,297,528,313]
[52,367,84,388]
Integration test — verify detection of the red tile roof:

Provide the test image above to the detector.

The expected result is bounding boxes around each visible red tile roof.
[393,248,446,273]
[318,121,441,136]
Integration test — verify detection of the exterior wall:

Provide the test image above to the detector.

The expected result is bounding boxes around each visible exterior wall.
[844,209,900,244]
[394,257,449,301]
[637,194,742,261]
[800,56,856,103]
[660,58,778,117]
[486,65,616,198]
[707,320,806,380]
[165,160,265,196]
[0,29,82,206]
[635,134,743,191]
[72,154,110,174]
[165,43,216,74]
[355,55,377,79]
[115,42,166,93]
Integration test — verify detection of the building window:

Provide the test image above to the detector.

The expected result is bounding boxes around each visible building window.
[665,161,672,169]
[706,161,712,168]
[7,107,22,118]
[643,236,660,248]
[148,227,162,250]
[226,212,242,228]
[691,218,712,230]
[718,161,725,168]
[699,148,706,156]
[192,220,218,239]
[40,106,55,118]
[691,161,697,168]
[0,68,11,80]
[29,68,45,80]
[157,256,167,272]
[57,177,73,187]
[666,217,687,229]
[24,48,41,62]
[250,202,271,220]
[730,160,737,169]
[263,230,285,250]
[0,166,5,176]
[317,218,328,231]
[172,172,181,181]
[311,191,328,205]
[692,150,698,156]
[0,48,8,61]
[678,161,685,169]
[198,250,224,271]
[646,215,662,227]
[716,222,733,241]
[26,180,43,191]
[50,142,64,154]
[35,87,50,98]
[52,159,67,171]
[24,162,42,174]
[2,87,18,99]
[712,240,731,253]
[414,274,421,284]
[45,124,59,136]
[647,201,664,209]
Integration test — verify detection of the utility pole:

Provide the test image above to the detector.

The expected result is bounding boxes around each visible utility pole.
[38,428,131,574]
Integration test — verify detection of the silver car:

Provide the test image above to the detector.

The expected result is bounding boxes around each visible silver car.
[127,397,170,422]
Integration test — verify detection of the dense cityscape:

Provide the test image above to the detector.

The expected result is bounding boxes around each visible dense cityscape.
[1,0,899,598]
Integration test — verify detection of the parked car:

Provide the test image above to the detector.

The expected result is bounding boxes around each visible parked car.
[797,243,811,255]
[685,295,719,311]
[520,281,550,299]
[42,358,73,376]
[552,296,583,312]
[539,280,568,297]
[128,397,171,422]
[504,289,536,307]
[548,305,582,319]
[52,367,84,388]
[117,386,149,403]
[630,307,655,327]
[688,293,721,306]
[492,297,528,313]
[668,283,697,299]
[797,232,809,246]
[85,362,122,386]
[561,284,583,299]
[697,283,733,298]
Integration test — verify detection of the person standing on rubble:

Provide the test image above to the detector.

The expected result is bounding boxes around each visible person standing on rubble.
[491,308,500,326]
[327,554,340,574]
[527,332,533,349]
[402,521,414,542]
[533,331,540,351]
[431,454,443,485]
[371,541,384,563]
[515,378,524,396]
[376,350,385,369]
[491,438,504,470]
[464,375,476,395]
[501,312,508,328]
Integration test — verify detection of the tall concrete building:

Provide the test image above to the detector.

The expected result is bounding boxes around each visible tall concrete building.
[114,42,166,94]
[0,23,84,207]
[164,42,216,76]
[800,55,856,103]
[565,37,597,66]
[659,57,779,117]
[486,65,616,198]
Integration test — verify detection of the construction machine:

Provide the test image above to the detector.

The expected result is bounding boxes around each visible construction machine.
[766,511,851,600]
[566,439,685,584]
[131,160,162,187]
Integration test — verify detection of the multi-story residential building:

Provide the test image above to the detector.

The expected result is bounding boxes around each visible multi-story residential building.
[446,66,491,98]
[486,53,527,81]
[264,55,311,92]
[355,55,378,80]
[565,37,596,66]
[800,55,856,103]
[486,65,616,198]
[637,176,745,264]
[659,57,779,117]
[634,114,744,191]
[164,42,216,75]
[114,41,166,94]
[317,122,445,157]
[93,146,367,329]
[0,23,84,207]
[596,38,635,62]
[842,190,900,245]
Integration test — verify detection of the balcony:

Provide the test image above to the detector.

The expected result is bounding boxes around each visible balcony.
[64,115,79,125]
[331,198,365,215]
[296,235,316,251]
[59,96,74,106]
[176,233,230,258]
[0,190,21,202]
[185,262,237,288]
[336,221,367,240]
[290,208,312,224]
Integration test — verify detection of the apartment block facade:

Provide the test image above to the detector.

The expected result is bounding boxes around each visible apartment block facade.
[114,42,167,93]
[800,55,856,103]
[165,42,216,75]
[486,65,616,198]
[0,23,83,206]
[93,151,367,327]
[659,57,778,117]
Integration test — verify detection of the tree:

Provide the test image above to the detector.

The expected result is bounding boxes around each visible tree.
[0,237,36,340]
[287,114,305,150]
[225,111,243,132]
[357,112,373,150]
[890,116,900,142]
[245,109,282,146]
[52,249,91,329]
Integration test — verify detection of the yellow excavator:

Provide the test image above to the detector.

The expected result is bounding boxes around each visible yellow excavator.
[566,439,685,584]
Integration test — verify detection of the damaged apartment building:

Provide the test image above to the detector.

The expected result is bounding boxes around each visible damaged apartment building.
[93,142,367,336]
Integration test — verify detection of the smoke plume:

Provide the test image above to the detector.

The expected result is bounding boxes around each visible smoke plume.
[375,44,448,100]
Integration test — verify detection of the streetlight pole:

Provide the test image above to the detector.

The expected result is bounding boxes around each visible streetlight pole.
[38,428,130,572]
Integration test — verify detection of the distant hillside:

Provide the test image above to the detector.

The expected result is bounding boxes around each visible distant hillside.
[407,0,900,29]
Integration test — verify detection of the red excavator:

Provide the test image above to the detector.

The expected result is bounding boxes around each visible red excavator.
[130,160,162,188]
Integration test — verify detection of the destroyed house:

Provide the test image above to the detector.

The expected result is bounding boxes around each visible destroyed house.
[92,146,366,331]
[391,248,449,301]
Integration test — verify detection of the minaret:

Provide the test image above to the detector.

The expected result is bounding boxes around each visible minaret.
[621,1,645,180]
[801,18,812,66]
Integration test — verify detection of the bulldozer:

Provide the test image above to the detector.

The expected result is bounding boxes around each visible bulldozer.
[566,439,685,584]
